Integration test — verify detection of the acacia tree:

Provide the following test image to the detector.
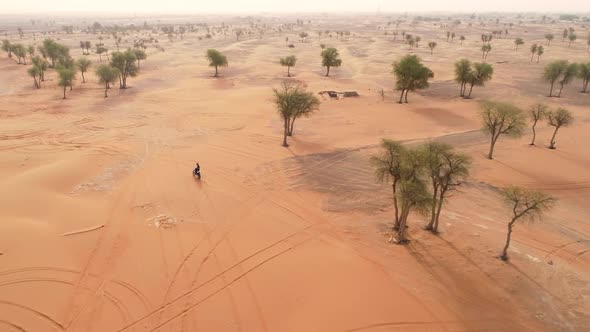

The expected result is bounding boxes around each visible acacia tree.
[500,186,555,261]
[110,49,138,88]
[481,44,492,60]
[422,142,471,233]
[547,108,573,149]
[568,33,577,47]
[577,62,590,93]
[529,43,538,62]
[455,59,472,97]
[76,58,91,83]
[279,55,297,77]
[96,45,107,62]
[38,39,69,68]
[556,63,578,97]
[466,62,493,98]
[428,41,437,55]
[370,139,406,230]
[57,68,76,99]
[95,64,119,98]
[529,103,548,145]
[11,44,27,64]
[133,49,147,70]
[27,65,42,89]
[395,149,431,244]
[205,48,228,77]
[392,54,433,103]
[514,38,524,50]
[480,101,526,159]
[543,60,568,97]
[1,40,11,58]
[536,46,544,63]
[545,33,554,46]
[321,47,342,77]
[273,82,320,147]
[31,56,47,81]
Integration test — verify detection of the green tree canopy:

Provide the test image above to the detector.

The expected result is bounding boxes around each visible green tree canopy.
[479,101,526,159]
[279,55,297,77]
[320,47,342,77]
[393,55,433,103]
[95,64,120,97]
[206,49,228,77]
[110,49,138,88]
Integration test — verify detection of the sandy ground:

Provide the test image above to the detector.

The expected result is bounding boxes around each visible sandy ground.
[0,13,589,332]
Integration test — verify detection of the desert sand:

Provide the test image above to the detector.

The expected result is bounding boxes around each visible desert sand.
[0,13,589,332]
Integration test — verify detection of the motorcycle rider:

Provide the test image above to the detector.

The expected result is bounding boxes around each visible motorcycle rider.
[194,162,200,175]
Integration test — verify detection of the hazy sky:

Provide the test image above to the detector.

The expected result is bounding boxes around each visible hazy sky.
[4,0,590,14]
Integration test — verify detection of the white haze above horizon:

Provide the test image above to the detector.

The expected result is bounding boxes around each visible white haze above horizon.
[3,0,590,15]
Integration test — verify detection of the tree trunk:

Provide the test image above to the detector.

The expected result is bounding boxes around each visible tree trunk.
[557,83,564,97]
[488,134,498,159]
[582,79,589,93]
[530,120,538,145]
[500,222,515,260]
[287,66,290,77]
[549,126,559,149]
[288,117,296,136]
[104,83,108,97]
[282,118,289,147]
[63,86,66,99]
[392,180,400,230]
[398,89,405,103]
[548,82,554,97]
[537,55,540,63]
[467,83,475,97]
[82,72,86,83]
[396,207,410,244]
[404,89,409,103]
[425,185,438,230]
[325,66,330,77]
[530,53,534,62]
[137,59,141,70]
[433,189,446,233]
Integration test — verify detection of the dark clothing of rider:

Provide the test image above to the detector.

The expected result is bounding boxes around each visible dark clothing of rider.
[194,163,200,173]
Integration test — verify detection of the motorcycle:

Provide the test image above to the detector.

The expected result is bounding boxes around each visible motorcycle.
[193,168,201,179]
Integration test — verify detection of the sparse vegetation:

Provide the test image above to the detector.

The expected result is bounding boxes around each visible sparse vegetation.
[428,41,437,55]
[455,59,493,98]
[273,82,320,147]
[57,67,76,99]
[321,47,342,77]
[95,64,119,98]
[528,103,548,145]
[500,186,555,261]
[205,49,228,78]
[422,142,471,233]
[392,55,433,103]
[514,38,524,50]
[480,101,526,159]
[110,49,138,88]
[279,55,297,77]
[371,139,406,230]
[76,58,91,83]
[547,108,573,149]
[577,62,590,93]
[544,60,576,97]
